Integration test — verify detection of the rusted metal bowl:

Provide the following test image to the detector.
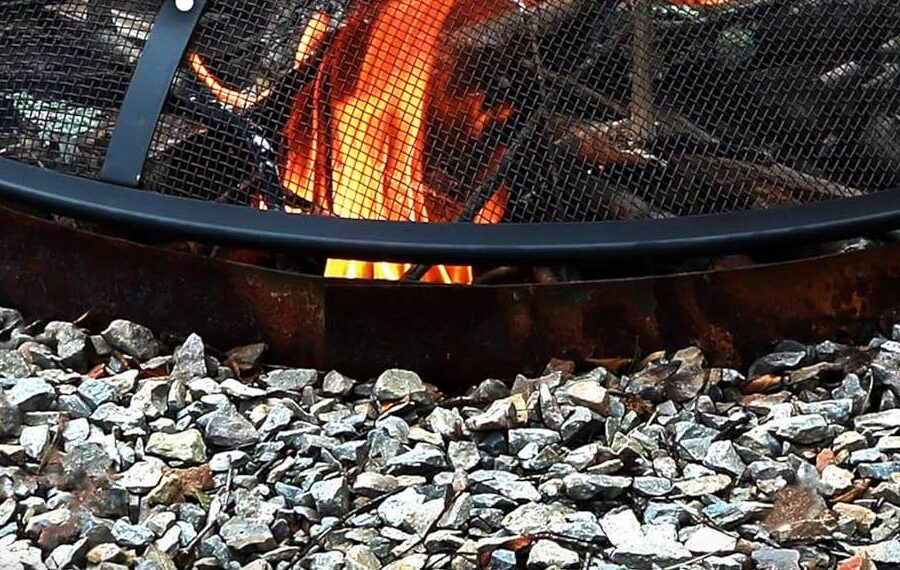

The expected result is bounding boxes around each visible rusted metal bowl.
[2,205,898,386]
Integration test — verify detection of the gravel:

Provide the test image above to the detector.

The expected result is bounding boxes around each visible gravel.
[0,305,898,569]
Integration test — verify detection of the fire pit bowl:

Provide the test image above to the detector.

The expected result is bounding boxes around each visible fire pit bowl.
[1,0,900,279]
[3,205,900,384]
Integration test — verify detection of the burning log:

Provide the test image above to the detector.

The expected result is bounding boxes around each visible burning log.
[187,12,332,113]
[444,0,589,52]
[669,155,863,213]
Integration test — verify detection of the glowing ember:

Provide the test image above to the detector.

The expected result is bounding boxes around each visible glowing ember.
[281,0,515,284]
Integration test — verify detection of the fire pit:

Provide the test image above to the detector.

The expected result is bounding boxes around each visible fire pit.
[1,0,900,284]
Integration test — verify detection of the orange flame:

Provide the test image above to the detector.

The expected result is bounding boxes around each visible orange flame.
[281,0,514,284]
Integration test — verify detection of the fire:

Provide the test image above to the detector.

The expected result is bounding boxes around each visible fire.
[281,0,515,283]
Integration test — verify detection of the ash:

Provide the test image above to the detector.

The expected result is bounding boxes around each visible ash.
[0,306,898,570]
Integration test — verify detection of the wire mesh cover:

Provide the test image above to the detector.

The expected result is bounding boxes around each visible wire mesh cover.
[2,0,900,225]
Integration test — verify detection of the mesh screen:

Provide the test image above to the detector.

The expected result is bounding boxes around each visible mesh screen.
[0,0,159,178]
[2,0,900,224]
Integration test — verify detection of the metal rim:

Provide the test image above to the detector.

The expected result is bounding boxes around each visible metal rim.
[2,156,900,264]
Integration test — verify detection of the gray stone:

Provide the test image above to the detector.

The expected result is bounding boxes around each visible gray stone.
[0,308,22,333]
[171,334,207,380]
[262,369,317,392]
[465,397,522,431]
[833,373,870,414]
[130,380,169,419]
[86,542,125,564]
[563,473,631,500]
[383,554,426,570]
[703,554,746,570]
[322,371,355,396]
[767,414,828,443]
[46,544,74,570]
[508,428,560,455]
[490,549,517,570]
[682,525,737,553]
[423,529,465,553]
[385,444,447,474]
[146,430,207,464]
[0,392,21,437]
[373,369,426,401]
[64,441,113,481]
[219,379,265,400]
[209,450,249,472]
[6,378,55,411]
[198,535,231,566]
[470,378,510,403]
[857,461,900,480]
[600,508,641,547]
[796,399,854,424]
[438,493,472,530]
[448,440,480,471]
[0,350,32,379]
[502,503,569,535]
[352,472,398,497]
[674,421,719,462]
[90,403,145,434]
[751,548,801,570]
[749,351,806,376]
[219,518,275,551]
[833,431,868,455]
[19,424,49,460]
[860,540,900,564]
[101,320,160,360]
[61,417,89,443]
[877,435,900,452]
[259,403,293,436]
[0,499,14,527]
[144,511,176,537]
[25,507,74,538]
[311,477,350,517]
[610,534,692,569]
[674,474,732,496]
[112,520,154,547]
[377,487,425,527]
[199,406,258,448]
[470,470,541,502]
[703,440,746,477]
[425,407,463,438]
[308,552,344,570]
[563,380,609,413]
[527,539,580,569]
[57,394,92,419]
[116,459,164,492]
[633,476,673,497]
[45,321,90,370]
[820,465,854,495]
[407,498,444,534]
[345,544,380,570]
[78,378,118,408]
[855,409,900,431]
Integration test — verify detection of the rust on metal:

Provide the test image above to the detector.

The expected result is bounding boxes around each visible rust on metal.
[1,205,899,386]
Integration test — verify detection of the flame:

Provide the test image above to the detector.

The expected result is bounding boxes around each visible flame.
[281,0,513,284]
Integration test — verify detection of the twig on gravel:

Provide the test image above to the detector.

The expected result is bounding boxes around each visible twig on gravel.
[182,465,234,555]
[664,552,717,569]
[299,486,408,558]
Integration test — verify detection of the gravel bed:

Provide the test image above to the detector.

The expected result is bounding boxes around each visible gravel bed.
[0,305,899,569]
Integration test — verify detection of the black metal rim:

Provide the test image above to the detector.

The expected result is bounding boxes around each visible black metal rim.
[2,156,900,263]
